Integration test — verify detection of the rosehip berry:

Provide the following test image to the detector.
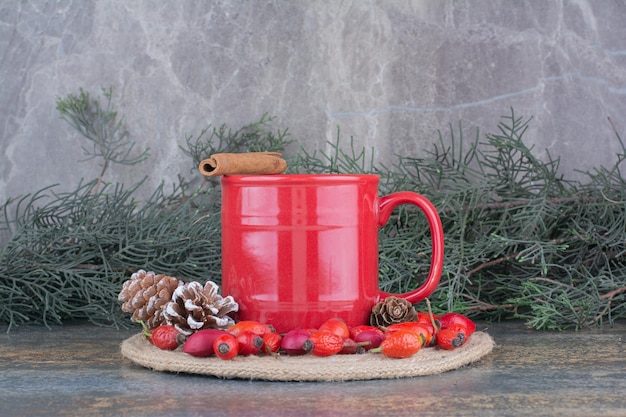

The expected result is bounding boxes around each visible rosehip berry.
[214,333,239,360]
[437,313,476,336]
[235,331,264,355]
[318,317,350,340]
[372,329,422,359]
[228,320,275,337]
[353,329,384,351]
[350,325,384,340]
[303,331,344,357]
[182,329,226,357]
[262,332,282,355]
[385,322,433,347]
[148,325,182,351]
[280,329,311,356]
[437,327,466,350]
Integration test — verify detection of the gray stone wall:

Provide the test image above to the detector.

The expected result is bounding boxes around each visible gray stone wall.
[2,1,626,210]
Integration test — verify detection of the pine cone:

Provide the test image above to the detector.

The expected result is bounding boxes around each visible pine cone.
[162,281,239,336]
[118,270,181,329]
[369,296,418,328]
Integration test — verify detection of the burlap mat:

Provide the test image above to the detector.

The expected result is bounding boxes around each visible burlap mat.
[121,331,494,382]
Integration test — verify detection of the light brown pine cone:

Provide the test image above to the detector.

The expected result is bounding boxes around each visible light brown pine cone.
[118,270,181,329]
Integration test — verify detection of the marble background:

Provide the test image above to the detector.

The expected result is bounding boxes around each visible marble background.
[1,1,626,224]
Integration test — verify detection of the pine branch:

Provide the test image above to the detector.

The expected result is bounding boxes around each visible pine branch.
[2,90,625,332]
[56,86,150,193]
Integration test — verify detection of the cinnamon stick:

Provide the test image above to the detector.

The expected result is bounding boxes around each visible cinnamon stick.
[198,152,287,177]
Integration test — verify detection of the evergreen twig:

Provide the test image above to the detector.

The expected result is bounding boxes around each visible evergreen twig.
[56,87,150,193]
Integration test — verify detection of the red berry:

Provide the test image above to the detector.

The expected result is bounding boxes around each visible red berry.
[214,333,239,360]
[447,323,469,339]
[262,332,282,355]
[182,329,226,357]
[236,331,264,356]
[353,329,384,351]
[372,329,422,359]
[414,318,436,339]
[416,311,434,324]
[384,322,432,347]
[228,320,275,337]
[148,325,181,351]
[437,328,466,350]
[437,313,476,336]
[350,325,384,340]
[318,317,350,340]
[280,329,311,356]
[303,331,344,357]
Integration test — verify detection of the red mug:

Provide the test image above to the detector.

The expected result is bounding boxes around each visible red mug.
[220,174,444,333]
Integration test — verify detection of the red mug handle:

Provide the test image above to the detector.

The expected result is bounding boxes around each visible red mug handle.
[378,191,444,303]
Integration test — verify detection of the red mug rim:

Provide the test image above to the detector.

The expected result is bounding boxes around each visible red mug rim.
[222,173,379,184]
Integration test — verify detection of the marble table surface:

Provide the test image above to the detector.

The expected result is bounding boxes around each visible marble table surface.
[1,319,624,417]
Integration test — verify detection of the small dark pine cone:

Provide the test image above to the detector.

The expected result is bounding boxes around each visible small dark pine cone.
[369,296,418,328]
